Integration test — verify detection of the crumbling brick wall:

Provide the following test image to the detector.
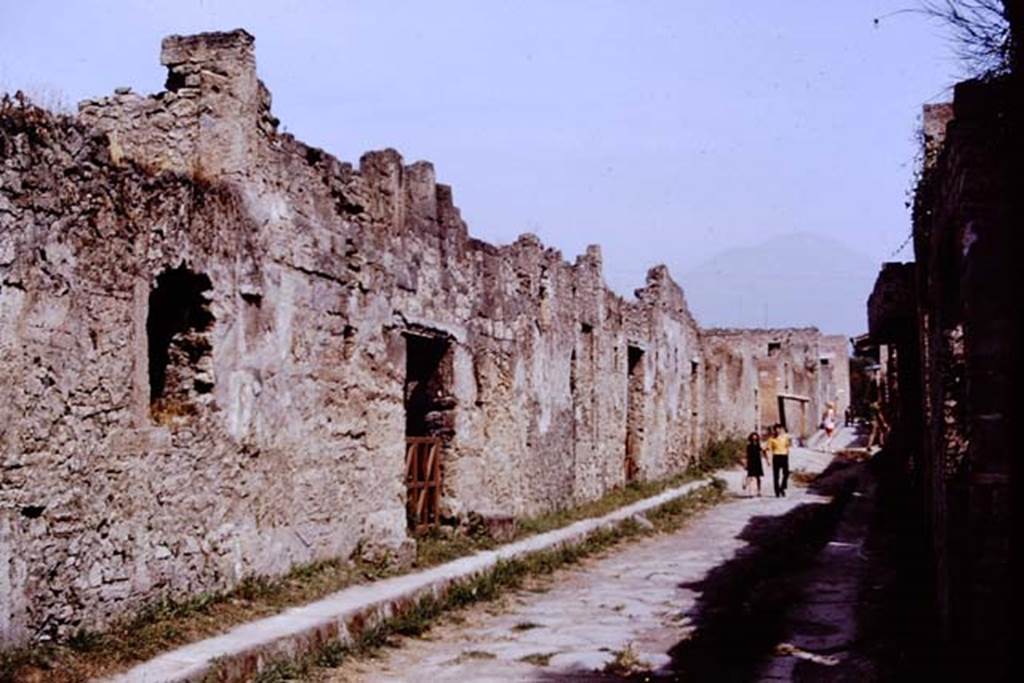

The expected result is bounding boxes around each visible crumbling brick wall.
[0,30,850,646]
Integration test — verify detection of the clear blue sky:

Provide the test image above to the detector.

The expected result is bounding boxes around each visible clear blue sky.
[0,1,960,297]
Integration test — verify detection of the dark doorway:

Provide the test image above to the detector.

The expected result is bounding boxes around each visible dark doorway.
[404,333,454,438]
[404,331,454,531]
[147,266,214,420]
[777,394,810,440]
[625,345,645,483]
[570,347,578,438]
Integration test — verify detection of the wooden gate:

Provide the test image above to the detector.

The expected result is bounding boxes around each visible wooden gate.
[405,437,442,531]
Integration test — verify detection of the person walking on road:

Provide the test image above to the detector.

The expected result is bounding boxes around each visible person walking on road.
[767,423,791,497]
[744,431,769,496]
[867,399,889,451]
[821,402,837,453]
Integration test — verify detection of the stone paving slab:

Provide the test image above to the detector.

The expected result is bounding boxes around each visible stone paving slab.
[103,477,718,682]
[326,444,837,682]
[756,459,872,681]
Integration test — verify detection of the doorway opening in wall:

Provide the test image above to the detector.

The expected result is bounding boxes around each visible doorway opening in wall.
[777,393,810,442]
[147,266,214,423]
[625,345,645,483]
[689,357,701,452]
[404,330,454,532]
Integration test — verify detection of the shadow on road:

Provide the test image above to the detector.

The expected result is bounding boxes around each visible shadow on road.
[662,457,859,682]
[533,456,861,682]
[535,432,941,682]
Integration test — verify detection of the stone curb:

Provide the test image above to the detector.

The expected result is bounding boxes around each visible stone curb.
[104,477,716,683]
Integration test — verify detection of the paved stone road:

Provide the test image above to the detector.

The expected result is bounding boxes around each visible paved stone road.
[323,442,842,682]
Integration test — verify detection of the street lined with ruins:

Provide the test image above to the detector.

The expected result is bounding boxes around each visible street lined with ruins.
[2,6,1018,680]
[323,435,874,682]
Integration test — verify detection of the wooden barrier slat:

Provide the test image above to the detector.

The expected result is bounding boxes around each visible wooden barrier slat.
[405,437,443,531]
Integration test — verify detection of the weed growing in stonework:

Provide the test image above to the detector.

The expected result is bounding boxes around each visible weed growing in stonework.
[604,643,651,676]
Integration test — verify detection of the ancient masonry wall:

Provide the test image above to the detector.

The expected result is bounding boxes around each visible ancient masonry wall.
[0,30,847,646]
[702,328,850,439]
[911,79,1015,673]
[868,77,1017,677]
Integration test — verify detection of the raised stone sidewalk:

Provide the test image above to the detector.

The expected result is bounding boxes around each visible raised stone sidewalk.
[104,477,718,682]
[327,442,840,682]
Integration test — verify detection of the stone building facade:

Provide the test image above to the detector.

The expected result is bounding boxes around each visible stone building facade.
[703,328,849,440]
[0,31,848,646]
[867,77,1018,678]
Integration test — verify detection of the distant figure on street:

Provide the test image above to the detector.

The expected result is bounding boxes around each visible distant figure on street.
[821,402,837,452]
[867,399,890,450]
[744,431,768,496]
[766,423,791,497]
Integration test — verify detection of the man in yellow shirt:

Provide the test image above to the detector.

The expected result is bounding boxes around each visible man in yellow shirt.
[765,424,791,497]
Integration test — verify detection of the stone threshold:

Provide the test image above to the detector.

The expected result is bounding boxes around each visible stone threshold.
[103,477,717,682]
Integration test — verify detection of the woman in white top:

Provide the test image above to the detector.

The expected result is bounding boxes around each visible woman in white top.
[821,402,837,452]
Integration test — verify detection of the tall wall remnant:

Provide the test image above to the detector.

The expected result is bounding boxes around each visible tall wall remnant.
[0,30,849,646]
[867,77,1018,678]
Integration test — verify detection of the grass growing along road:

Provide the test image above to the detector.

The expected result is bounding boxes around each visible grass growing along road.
[258,480,729,682]
[417,436,744,567]
[0,438,743,683]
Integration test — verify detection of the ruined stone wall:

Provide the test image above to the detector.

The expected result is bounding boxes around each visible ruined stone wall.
[819,335,851,420]
[869,76,1017,677]
[701,331,759,437]
[702,327,843,439]
[911,79,1015,674]
[0,30,847,646]
[867,261,919,458]
[624,266,706,481]
[0,96,305,644]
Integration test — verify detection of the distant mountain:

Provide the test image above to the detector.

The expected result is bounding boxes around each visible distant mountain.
[679,233,878,336]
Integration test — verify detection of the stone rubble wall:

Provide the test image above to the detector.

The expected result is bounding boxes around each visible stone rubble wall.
[819,334,851,421]
[868,76,1017,678]
[0,30,849,646]
[702,328,849,439]
[910,79,1015,674]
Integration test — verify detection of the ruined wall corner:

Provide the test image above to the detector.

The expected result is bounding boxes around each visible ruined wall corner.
[78,28,276,181]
